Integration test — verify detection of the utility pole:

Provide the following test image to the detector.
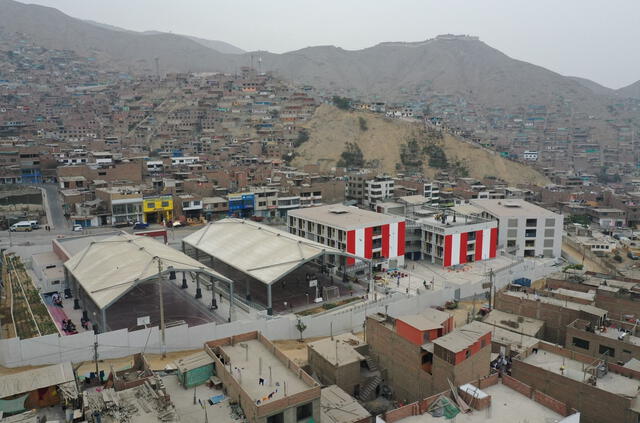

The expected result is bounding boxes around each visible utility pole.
[488,268,495,310]
[93,337,99,382]
[157,258,166,358]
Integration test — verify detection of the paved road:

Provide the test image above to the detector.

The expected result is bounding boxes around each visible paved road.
[41,184,66,230]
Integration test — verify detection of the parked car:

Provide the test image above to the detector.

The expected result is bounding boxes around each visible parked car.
[132,222,149,230]
[72,224,83,232]
[10,221,33,232]
[627,251,639,260]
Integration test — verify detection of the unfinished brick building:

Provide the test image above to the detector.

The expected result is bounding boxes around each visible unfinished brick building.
[494,288,607,344]
[205,331,321,423]
[365,313,491,403]
[512,342,640,423]
[566,318,640,363]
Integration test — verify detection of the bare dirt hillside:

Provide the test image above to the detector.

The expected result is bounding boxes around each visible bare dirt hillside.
[294,104,550,186]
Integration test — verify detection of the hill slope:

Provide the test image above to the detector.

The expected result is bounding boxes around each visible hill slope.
[0,0,234,72]
[618,80,640,98]
[568,76,616,97]
[83,19,245,55]
[0,0,615,112]
[294,105,550,186]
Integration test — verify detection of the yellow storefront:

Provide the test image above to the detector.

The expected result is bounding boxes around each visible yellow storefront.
[143,196,173,224]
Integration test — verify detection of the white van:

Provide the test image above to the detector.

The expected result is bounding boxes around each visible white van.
[28,220,40,229]
[10,221,33,232]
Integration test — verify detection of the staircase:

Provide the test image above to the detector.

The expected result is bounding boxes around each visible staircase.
[365,356,378,372]
[359,375,382,401]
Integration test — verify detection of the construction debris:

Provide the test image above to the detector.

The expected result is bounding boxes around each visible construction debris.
[82,375,178,422]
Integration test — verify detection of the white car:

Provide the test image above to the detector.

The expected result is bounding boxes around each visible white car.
[72,224,83,232]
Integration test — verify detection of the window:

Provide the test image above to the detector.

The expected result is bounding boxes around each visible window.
[544,239,554,248]
[296,403,313,422]
[161,201,169,207]
[267,412,284,423]
[465,349,471,359]
[507,240,516,248]
[508,218,518,228]
[572,337,590,349]
[526,218,537,227]
[545,218,555,227]
[599,345,615,357]
[183,202,190,208]
[544,228,555,238]
[147,202,155,209]
[507,229,517,238]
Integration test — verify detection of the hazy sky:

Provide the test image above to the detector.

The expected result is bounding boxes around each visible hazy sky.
[19,0,640,89]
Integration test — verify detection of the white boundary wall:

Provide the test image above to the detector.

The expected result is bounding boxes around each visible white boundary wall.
[0,259,557,368]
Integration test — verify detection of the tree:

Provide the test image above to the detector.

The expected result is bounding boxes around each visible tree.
[296,319,307,342]
[337,142,364,168]
[358,117,368,131]
[332,96,351,110]
[294,129,309,147]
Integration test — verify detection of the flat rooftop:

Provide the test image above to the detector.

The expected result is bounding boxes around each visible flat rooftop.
[432,321,491,353]
[474,321,539,353]
[307,333,365,366]
[288,204,402,230]
[470,199,559,218]
[395,383,564,423]
[502,291,607,317]
[521,349,640,397]
[482,310,544,337]
[550,288,595,302]
[321,385,370,423]
[220,339,312,402]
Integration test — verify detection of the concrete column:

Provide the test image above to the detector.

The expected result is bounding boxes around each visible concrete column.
[228,281,234,322]
[195,276,202,299]
[181,272,188,289]
[267,284,272,316]
[101,308,107,333]
[181,241,185,253]
[246,278,251,301]
[195,248,200,261]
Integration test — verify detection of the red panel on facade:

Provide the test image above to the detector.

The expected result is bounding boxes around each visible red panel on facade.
[444,234,453,267]
[381,224,390,258]
[397,221,406,256]
[364,227,373,259]
[347,230,356,265]
[489,227,498,258]
[474,230,483,261]
[459,232,468,264]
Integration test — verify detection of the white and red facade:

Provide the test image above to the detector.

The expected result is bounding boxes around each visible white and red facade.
[287,205,406,269]
[345,221,406,265]
[443,227,498,267]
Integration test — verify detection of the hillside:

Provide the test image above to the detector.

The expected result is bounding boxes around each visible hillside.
[618,80,640,99]
[294,105,550,186]
[83,19,246,55]
[568,76,616,97]
[0,0,616,112]
[0,0,234,73]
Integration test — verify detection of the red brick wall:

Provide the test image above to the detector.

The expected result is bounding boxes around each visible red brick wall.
[533,390,569,416]
[502,374,533,397]
[475,372,499,389]
[383,402,419,423]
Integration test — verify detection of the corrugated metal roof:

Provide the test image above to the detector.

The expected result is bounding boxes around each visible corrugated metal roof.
[183,218,346,285]
[0,363,74,398]
[65,233,230,309]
